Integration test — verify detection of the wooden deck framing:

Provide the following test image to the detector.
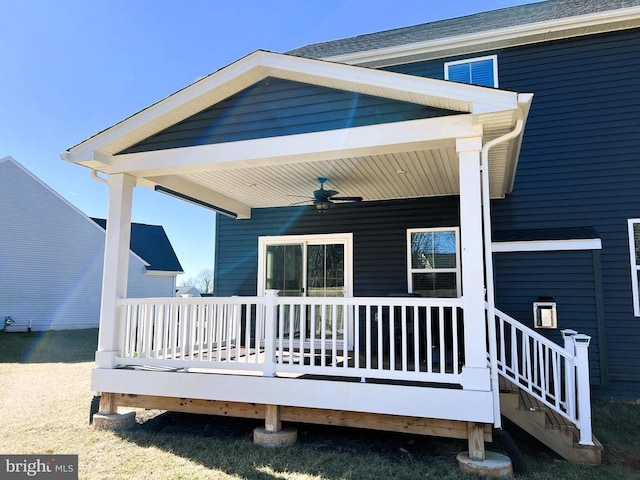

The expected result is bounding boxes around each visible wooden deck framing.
[108,392,492,442]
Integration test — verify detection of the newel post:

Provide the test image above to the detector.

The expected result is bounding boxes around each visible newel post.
[561,329,578,419]
[95,173,136,369]
[457,137,490,391]
[262,290,279,377]
[573,333,594,445]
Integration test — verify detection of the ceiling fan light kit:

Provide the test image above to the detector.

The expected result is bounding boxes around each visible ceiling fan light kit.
[311,177,362,213]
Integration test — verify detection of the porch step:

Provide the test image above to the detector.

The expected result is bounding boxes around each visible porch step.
[499,383,602,465]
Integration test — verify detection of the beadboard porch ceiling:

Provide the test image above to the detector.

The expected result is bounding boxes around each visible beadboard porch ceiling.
[62,50,532,219]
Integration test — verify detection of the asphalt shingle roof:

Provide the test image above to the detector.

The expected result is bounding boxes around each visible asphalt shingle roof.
[288,0,640,59]
[92,218,183,272]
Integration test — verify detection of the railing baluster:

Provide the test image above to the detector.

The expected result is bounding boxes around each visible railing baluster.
[389,305,395,371]
[426,306,433,373]
[438,306,445,374]
[332,305,338,367]
[288,303,295,365]
[366,306,371,370]
[401,305,408,372]
[321,304,327,367]
[354,305,360,369]
[413,305,420,372]
[300,303,307,367]
[452,307,459,374]
[377,305,383,370]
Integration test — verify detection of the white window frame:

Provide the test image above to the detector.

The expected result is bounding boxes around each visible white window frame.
[407,227,461,297]
[444,54,499,88]
[257,233,353,297]
[628,219,640,316]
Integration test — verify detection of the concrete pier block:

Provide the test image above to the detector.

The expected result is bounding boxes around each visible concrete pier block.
[253,427,297,447]
[457,451,513,478]
[93,411,136,431]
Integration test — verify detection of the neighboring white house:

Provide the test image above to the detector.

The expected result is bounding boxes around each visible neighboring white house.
[0,156,183,331]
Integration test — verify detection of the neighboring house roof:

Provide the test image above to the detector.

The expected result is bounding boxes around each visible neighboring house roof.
[176,285,201,297]
[92,218,183,273]
[289,0,640,65]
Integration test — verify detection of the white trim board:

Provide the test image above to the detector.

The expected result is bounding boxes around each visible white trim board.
[492,238,602,253]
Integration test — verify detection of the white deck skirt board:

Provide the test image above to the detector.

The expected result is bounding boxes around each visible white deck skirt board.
[492,238,602,253]
[92,368,494,423]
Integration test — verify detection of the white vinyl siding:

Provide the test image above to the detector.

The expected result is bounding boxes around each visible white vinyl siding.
[0,158,176,331]
[628,219,640,317]
[445,55,498,88]
[407,228,461,298]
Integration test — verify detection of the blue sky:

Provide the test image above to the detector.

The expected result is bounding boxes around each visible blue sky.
[0,0,535,280]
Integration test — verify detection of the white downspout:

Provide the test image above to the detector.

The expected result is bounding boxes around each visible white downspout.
[91,169,108,184]
[482,118,524,429]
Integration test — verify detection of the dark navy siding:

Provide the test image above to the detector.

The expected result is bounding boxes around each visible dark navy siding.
[386,28,640,386]
[120,78,458,154]
[215,196,459,297]
[494,251,601,383]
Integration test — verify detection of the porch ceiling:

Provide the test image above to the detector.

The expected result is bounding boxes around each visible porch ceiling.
[62,50,532,219]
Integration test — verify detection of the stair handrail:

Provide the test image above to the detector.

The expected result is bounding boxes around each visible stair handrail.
[491,307,594,445]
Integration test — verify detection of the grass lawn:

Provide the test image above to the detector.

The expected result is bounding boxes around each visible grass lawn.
[1,329,639,479]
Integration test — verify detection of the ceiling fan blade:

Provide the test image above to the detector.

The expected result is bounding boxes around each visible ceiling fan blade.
[329,196,363,202]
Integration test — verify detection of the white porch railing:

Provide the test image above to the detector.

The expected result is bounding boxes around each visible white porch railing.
[492,308,594,445]
[117,293,465,385]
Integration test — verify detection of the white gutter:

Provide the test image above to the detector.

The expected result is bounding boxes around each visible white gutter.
[482,117,524,429]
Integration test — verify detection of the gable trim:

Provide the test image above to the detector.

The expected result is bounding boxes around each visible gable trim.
[63,50,522,168]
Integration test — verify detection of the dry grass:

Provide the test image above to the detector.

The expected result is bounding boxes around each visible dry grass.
[1,329,639,479]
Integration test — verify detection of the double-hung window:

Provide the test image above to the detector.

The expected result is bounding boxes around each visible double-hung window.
[628,219,640,316]
[445,55,498,88]
[407,228,461,298]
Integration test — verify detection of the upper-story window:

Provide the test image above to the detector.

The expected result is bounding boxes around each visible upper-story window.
[407,228,461,298]
[445,55,498,88]
[628,219,640,316]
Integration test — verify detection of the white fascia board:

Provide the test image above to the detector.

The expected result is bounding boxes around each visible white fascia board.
[65,51,518,165]
[324,7,640,67]
[107,116,482,177]
[492,238,602,253]
[145,270,181,276]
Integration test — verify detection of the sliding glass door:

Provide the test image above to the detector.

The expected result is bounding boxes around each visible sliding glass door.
[258,234,352,348]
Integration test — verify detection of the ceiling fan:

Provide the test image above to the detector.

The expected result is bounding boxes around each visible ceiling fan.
[293,177,363,213]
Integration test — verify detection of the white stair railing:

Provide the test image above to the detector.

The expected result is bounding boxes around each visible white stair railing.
[492,308,594,446]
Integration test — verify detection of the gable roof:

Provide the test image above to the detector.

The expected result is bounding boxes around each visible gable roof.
[289,0,640,66]
[62,50,531,217]
[92,218,183,273]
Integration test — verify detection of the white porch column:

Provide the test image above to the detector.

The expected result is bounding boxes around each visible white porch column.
[95,173,136,368]
[457,137,490,391]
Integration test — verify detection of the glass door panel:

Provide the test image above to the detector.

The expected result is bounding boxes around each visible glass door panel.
[265,244,303,295]
[266,244,303,337]
[307,243,345,339]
